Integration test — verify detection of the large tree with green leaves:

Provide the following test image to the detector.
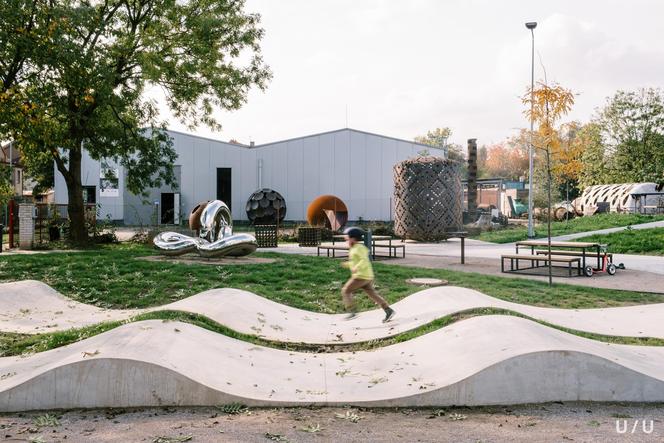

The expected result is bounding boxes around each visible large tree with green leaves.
[0,0,270,242]
[594,88,664,186]
[414,127,465,163]
[577,121,611,187]
[0,164,13,206]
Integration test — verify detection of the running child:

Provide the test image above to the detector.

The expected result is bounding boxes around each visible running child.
[340,227,395,323]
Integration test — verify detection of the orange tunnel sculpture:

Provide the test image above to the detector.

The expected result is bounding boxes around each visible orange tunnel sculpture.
[306,195,349,231]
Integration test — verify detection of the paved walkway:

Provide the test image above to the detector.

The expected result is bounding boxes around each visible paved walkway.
[390,253,664,294]
[265,238,664,278]
[3,316,664,411]
[266,219,664,277]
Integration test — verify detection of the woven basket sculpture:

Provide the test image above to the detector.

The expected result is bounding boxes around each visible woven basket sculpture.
[245,188,287,225]
[393,156,462,241]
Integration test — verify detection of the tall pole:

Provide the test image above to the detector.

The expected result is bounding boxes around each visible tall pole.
[526,22,537,238]
[547,150,552,286]
[8,142,12,189]
[6,143,13,247]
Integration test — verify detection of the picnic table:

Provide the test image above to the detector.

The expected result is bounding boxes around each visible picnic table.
[332,234,393,243]
[515,240,602,270]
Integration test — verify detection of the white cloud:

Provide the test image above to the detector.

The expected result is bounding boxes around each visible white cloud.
[157,1,664,149]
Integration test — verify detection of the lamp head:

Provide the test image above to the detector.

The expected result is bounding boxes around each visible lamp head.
[525,22,537,30]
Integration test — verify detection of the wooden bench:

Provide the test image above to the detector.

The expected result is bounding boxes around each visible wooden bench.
[501,254,581,277]
[317,244,349,258]
[533,249,613,263]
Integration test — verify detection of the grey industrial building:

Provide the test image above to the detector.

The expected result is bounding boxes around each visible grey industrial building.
[54,128,445,225]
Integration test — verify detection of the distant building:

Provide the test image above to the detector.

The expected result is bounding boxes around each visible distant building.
[1,142,24,197]
[54,128,445,224]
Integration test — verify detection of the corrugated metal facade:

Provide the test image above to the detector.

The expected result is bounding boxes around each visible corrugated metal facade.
[54,128,445,224]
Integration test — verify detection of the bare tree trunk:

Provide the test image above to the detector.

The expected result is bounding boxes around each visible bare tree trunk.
[63,148,88,244]
[566,180,569,223]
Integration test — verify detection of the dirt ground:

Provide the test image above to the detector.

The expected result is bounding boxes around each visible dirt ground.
[2,403,663,443]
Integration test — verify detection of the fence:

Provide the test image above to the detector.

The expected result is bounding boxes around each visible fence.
[1,200,18,249]
[32,203,97,244]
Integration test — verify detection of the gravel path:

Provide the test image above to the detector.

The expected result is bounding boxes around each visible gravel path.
[1,403,662,442]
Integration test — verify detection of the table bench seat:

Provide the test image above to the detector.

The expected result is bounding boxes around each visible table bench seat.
[372,242,406,258]
[501,253,581,277]
[318,241,406,259]
[317,244,349,258]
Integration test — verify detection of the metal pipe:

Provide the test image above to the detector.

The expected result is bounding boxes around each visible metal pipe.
[8,142,12,194]
[8,199,14,248]
[257,158,263,189]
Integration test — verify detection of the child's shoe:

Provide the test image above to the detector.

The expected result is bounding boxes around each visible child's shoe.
[382,307,395,323]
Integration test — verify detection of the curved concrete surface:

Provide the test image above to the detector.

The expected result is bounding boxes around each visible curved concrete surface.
[3,280,664,342]
[0,281,141,333]
[1,316,664,411]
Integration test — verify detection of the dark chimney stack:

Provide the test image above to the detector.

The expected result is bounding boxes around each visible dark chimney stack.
[467,138,478,221]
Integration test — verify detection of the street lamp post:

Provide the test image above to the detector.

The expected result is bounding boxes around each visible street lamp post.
[525,21,537,238]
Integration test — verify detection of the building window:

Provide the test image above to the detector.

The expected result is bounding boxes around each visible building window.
[82,186,96,204]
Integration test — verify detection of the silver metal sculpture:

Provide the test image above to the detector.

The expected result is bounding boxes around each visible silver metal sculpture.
[154,200,257,257]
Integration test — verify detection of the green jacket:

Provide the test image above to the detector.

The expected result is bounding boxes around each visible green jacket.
[348,243,374,280]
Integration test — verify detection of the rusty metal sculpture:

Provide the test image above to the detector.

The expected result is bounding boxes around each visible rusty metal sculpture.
[393,156,462,241]
[154,200,257,257]
[306,195,348,231]
[245,188,287,225]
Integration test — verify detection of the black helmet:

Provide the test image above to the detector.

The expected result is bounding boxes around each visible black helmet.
[344,227,364,240]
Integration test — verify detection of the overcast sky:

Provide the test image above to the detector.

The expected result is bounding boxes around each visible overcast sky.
[156,0,664,148]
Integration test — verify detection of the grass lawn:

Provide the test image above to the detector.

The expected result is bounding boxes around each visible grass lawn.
[0,243,662,313]
[473,213,664,244]
[574,227,664,255]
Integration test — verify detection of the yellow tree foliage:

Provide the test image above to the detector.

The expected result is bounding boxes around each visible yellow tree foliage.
[522,82,575,156]
[553,121,585,184]
[522,82,575,189]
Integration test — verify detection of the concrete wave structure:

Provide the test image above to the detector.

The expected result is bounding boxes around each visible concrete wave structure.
[1,316,664,411]
[0,281,141,333]
[3,280,664,341]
